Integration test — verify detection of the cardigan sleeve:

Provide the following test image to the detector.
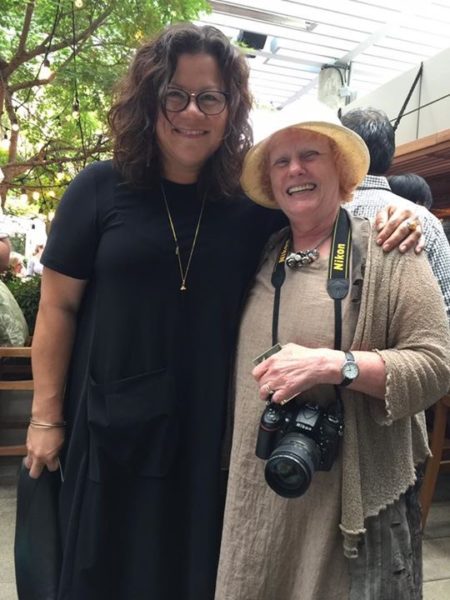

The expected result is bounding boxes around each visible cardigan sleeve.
[359,241,450,425]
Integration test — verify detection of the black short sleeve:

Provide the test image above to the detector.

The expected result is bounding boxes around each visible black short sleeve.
[42,162,113,280]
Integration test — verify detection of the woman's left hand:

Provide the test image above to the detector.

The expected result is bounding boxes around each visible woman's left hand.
[374,202,425,253]
[252,343,341,405]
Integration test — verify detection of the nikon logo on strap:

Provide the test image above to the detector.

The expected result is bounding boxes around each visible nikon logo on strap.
[327,209,351,301]
[279,239,289,264]
[333,243,347,272]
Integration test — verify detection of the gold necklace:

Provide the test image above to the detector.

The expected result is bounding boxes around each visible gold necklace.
[161,183,206,291]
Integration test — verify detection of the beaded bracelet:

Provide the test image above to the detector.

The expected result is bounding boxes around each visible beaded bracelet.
[29,418,66,429]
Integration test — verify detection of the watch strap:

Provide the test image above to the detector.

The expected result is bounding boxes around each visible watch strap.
[340,351,357,387]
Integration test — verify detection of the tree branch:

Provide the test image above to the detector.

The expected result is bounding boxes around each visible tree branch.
[0,80,4,117]
[1,138,110,180]
[15,1,35,58]
[9,71,57,93]
[5,3,116,76]
[3,91,19,163]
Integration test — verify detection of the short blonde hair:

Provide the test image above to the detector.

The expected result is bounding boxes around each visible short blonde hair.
[9,252,24,269]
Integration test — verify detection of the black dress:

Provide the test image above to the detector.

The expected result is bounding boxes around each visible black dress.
[41,161,285,600]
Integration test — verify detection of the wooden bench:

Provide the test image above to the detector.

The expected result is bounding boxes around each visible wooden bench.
[0,346,33,457]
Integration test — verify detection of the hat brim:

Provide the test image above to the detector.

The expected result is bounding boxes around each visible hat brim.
[241,121,369,209]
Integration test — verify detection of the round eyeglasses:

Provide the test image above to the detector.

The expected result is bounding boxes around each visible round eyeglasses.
[163,87,229,116]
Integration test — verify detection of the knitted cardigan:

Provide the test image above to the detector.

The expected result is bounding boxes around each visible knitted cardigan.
[336,225,450,555]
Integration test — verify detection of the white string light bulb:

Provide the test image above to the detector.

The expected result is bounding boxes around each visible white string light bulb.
[40,58,53,80]
[0,135,9,151]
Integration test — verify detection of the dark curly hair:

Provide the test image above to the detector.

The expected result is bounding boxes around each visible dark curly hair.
[108,23,253,198]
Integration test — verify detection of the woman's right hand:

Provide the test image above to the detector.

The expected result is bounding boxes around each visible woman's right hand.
[24,425,65,479]
[25,268,87,479]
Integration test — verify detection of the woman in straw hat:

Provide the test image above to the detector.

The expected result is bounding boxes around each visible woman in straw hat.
[214,102,450,600]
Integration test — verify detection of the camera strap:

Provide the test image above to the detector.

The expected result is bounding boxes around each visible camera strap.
[270,207,352,415]
[327,207,352,352]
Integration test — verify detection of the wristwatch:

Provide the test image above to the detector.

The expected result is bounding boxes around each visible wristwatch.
[340,351,359,387]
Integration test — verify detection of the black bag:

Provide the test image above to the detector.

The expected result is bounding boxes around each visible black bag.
[14,462,62,600]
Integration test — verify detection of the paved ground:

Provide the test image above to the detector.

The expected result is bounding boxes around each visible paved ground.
[1,458,449,599]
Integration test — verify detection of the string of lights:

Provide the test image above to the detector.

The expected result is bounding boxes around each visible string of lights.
[0,0,93,209]
[0,0,62,180]
[14,0,62,112]
[70,0,87,166]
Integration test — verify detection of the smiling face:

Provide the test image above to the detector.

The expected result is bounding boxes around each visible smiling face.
[156,53,229,183]
[268,129,342,228]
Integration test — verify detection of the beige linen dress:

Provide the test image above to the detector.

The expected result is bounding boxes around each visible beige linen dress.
[215,238,358,600]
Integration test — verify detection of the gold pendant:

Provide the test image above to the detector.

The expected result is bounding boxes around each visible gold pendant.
[161,183,206,296]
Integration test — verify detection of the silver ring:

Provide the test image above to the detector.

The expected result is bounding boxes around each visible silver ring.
[264,382,275,395]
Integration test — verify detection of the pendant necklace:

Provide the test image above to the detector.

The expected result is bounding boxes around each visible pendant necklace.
[161,183,206,291]
[286,231,332,269]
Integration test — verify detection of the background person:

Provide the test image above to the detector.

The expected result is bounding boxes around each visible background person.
[215,104,450,600]
[0,279,29,346]
[388,172,434,210]
[24,24,424,600]
[9,251,26,278]
[341,107,450,323]
[0,232,11,272]
[26,243,44,277]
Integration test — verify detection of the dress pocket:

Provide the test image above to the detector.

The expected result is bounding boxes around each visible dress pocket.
[87,368,178,481]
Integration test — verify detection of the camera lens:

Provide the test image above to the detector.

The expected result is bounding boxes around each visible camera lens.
[264,433,321,498]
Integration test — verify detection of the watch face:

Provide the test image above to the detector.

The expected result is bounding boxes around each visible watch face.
[343,362,359,379]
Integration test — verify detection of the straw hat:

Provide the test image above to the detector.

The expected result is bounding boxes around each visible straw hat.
[242,100,369,209]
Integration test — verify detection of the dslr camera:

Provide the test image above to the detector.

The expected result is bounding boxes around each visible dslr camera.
[255,399,343,498]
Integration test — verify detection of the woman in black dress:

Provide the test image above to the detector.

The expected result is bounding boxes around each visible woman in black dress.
[24,23,422,600]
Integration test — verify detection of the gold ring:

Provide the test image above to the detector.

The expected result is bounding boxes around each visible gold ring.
[264,382,275,395]
[406,218,418,232]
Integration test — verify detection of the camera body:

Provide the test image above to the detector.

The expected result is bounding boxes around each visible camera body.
[255,399,343,498]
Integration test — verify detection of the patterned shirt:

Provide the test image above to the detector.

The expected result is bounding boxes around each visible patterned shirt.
[347,174,450,323]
